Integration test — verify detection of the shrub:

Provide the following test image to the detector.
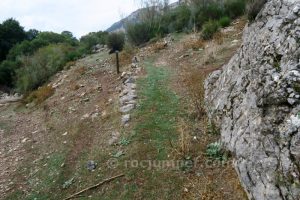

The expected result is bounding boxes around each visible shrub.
[107,32,125,52]
[206,142,227,161]
[0,60,20,86]
[119,43,136,66]
[247,0,267,21]
[161,5,192,33]
[224,0,246,19]
[25,85,54,104]
[16,44,72,93]
[219,16,231,28]
[79,31,108,52]
[201,20,220,40]
[194,3,225,29]
[213,32,224,45]
[127,22,161,46]
[183,39,204,51]
[7,31,79,60]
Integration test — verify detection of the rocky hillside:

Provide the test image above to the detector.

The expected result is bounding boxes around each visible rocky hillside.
[106,1,180,32]
[1,17,250,199]
[205,0,300,199]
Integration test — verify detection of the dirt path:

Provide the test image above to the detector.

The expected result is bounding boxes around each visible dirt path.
[1,18,248,200]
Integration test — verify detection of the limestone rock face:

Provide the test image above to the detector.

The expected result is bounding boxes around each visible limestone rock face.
[205,0,300,199]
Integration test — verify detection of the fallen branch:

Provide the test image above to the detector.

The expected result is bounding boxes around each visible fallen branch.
[63,174,125,200]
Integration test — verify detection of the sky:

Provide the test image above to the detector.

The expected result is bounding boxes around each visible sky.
[0,0,168,38]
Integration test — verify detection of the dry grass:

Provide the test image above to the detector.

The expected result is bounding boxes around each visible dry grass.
[213,32,224,45]
[119,43,136,67]
[172,119,192,158]
[74,66,86,75]
[184,163,248,200]
[183,38,205,50]
[25,85,55,104]
[202,41,220,65]
[182,68,206,119]
[150,41,167,53]
[64,61,76,70]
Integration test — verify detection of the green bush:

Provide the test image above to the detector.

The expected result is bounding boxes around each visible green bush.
[161,5,192,33]
[247,0,267,21]
[219,16,231,27]
[206,142,227,161]
[107,32,125,52]
[224,0,246,19]
[201,20,220,40]
[79,31,108,52]
[0,60,20,86]
[16,44,72,93]
[127,21,161,46]
[7,31,79,60]
[194,3,225,29]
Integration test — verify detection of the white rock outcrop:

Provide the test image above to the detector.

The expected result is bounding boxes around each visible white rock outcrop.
[205,0,300,199]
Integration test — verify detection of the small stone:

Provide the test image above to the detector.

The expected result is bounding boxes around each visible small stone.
[125,77,135,84]
[87,160,97,171]
[131,63,138,68]
[91,112,99,119]
[81,114,90,120]
[101,111,107,118]
[122,114,130,125]
[287,88,294,93]
[62,132,68,136]
[21,138,29,143]
[293,5,300,14]
[120,104,135,113]
[108,131,120,145]
[83,98,90,102]
[121,72,127,78]
[288,98,296,105]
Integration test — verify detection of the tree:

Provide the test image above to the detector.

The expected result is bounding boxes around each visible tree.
[107,32,125,53]
[0,60,20,86]
[79,31,108,52]
[26,29,40,41]
[0,18,26,62]
[61,31,78,46]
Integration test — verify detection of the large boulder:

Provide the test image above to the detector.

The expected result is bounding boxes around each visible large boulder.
[205,0,300,199]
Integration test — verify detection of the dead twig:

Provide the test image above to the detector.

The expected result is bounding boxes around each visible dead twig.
[63,174,125,200]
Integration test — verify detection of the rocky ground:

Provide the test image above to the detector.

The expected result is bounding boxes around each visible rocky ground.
[1,17,249,200]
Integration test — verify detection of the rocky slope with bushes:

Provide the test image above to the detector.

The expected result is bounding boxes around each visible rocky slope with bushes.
[205,0,300,199]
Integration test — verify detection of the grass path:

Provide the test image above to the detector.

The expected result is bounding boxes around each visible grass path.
[101,60,187,200]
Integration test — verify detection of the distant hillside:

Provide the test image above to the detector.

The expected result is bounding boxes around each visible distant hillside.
[106,1,180,32]
[106,8,144,32]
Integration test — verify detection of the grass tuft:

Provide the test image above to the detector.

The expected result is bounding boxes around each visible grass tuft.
[24,85,54,104]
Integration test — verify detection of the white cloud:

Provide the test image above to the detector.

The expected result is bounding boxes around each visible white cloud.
[0,0,140,38]
[0,0,178,38]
